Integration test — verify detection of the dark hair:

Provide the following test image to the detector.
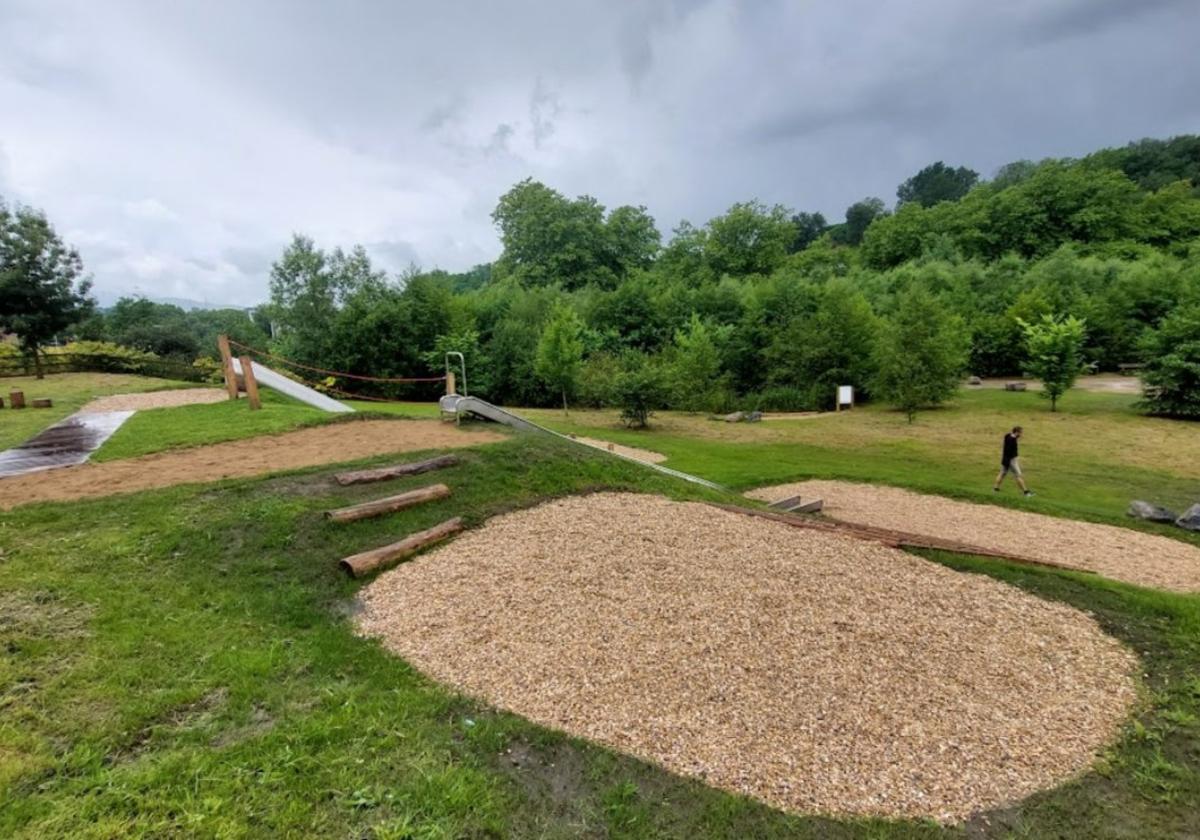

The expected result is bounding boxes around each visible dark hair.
[1012,425,1023,433]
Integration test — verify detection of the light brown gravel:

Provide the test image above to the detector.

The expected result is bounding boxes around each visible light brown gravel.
[0,420,504,509]
[81,388,228,412]
[357,492,1138,822]
[571,435,667,463]
[747,481,1200,593]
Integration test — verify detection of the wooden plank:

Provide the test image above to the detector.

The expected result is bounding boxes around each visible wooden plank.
[9,390,25,409]
[334,454,460,486]
[239,356,262,410]
[326,483,451,523]
[339,517,464,577]
[792,498,823,513]
[216,335,239,401]
[707,503,1091,574]
[767,494,804,511]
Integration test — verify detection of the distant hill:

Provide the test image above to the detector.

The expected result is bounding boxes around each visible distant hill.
[93,291,251,312]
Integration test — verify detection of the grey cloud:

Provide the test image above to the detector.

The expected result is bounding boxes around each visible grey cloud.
[1,0,1197,304]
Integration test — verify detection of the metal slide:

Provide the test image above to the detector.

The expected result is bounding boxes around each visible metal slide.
[442,394,725,492]
[231,358,354,413]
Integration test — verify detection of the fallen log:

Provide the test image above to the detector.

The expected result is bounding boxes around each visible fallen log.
[339,517,464,577]
[32,398,53,408]
[709,503,1092,574]
[335,454,460,486]
[325,483,450,523]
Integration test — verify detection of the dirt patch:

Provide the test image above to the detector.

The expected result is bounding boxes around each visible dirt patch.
[973,375,1141,395]
[81,388,228,413]
[0,420,505,509]
[570,435,666,464]
[357,493,1137,822]
[747,481,1200,593]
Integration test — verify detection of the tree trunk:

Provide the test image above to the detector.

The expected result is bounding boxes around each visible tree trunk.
[1051,394,1058,412]
[562,388,569,417]
[33,349,44,380]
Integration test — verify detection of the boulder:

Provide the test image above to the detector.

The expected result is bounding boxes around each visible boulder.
[967,375,982,386]
[723,411,746,423]
[1176,504,1200,532]
[746,410,763,422]
[1127,500,1177,523]
[1004,381,1027,392]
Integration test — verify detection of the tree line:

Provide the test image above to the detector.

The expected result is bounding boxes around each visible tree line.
[3,135,1199,419]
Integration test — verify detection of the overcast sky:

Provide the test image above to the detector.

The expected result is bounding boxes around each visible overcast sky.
[2,0,1198,307]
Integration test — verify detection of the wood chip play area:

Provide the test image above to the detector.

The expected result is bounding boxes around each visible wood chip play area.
[747,480,1200,593]
[357,492,1139,822]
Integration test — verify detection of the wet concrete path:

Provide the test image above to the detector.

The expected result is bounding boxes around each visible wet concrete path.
[0,411,135,478]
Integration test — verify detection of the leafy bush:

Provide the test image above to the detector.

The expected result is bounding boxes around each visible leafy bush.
[744,386,815,412]
[1138,305,1200,418]
[614,356,666,428]
[577,352,621,408]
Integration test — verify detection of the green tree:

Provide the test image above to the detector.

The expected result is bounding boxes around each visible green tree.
[835,197,887,246]
[668,314,729,412]
[702,200,795,276]
[872,286,970,422]
[1019,314,1087,411]
[535,304,585,413]
[1138,305,1200,418]
[788,211,828,252]
[897,161,979,207]
[0,200,93,378]
[614,353,665,428]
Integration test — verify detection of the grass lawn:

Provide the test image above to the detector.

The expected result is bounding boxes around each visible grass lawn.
[1,436,1198,838]
[524,388,1200,543]
[94,395,440,462]
[0,373,194,451]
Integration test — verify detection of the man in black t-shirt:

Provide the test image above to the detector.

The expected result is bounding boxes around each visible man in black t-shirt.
[993,425,1033,496]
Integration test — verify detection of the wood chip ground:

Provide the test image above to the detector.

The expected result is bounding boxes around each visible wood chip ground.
[747,480,1200,593]
[357,493,1137,822]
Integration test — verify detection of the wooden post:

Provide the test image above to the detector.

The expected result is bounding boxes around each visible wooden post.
[9,390,25,409]
[339,517,464,577]
[239,356,262,410]
[217,335,238,401]
[324,483,450,523]
[334,454,459,486]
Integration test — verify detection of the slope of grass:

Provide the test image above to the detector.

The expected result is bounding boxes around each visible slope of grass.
[0,373,191,451]
[524,388,1200,542]
[1,436,1198,837]
[94,394,441,462]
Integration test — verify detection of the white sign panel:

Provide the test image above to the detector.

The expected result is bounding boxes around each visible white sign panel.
[837,385,854,405]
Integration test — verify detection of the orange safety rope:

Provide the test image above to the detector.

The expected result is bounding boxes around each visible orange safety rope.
[227,338,447,384]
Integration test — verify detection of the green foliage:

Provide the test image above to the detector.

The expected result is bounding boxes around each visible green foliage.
[535,304,585,412]
[872,285,970,421]
[897,161,979,207]
[768,281,879,409]
[702,201,794,276]
[1139,305,1200,418]
[614,354,666,428]
[667,314,729,412]
[835,197,887,246]
[0,198,94,377]
[1020,314,1088,411]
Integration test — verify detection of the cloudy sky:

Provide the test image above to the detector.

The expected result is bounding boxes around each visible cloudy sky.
[2,0,1198,307]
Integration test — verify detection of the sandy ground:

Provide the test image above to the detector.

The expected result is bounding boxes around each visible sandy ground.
[0,420,504,509]
[747,481,1200,592]
[81,388,229,413]
[571,435,666,463]
[358,493,1137,822]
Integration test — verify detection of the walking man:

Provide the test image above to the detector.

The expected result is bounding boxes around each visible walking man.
[994,426,1033,496]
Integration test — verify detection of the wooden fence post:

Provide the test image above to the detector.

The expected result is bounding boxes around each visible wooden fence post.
[239,356,262,410]
[217,335,239,401]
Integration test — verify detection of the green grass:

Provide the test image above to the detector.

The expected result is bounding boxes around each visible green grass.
[525,388,1200,543]
[94,394,441,462]
[0,373,194,451]
[1,437,1197,838]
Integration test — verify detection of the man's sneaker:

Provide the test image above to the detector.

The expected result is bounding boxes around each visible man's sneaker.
[993,487,999,492]
[1024,490,1035,497]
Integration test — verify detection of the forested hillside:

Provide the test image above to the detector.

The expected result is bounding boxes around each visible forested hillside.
[24,135,1200,416]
